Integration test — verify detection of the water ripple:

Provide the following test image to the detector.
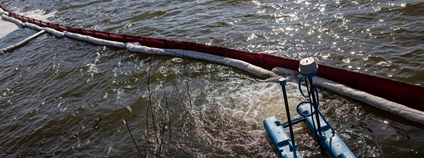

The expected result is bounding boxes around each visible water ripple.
[1,0,424,157]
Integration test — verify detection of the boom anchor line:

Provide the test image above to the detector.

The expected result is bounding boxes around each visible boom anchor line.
[0,30,45,53]
[264,57,357,158]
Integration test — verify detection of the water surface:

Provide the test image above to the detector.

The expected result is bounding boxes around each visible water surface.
[0,0,423,157]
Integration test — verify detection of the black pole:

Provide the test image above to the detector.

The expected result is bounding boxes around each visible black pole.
[308,77,322,137]
[279,78,296,149]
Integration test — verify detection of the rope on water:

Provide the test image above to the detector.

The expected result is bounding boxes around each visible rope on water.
[0,30,45,53]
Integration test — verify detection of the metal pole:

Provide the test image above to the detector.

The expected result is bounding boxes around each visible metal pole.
[279,78,296,149]
[309,77,322,137]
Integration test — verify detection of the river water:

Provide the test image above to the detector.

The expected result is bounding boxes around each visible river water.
[0,0,423,157]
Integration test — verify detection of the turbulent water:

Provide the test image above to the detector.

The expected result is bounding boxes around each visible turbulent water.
[1,0,423,157]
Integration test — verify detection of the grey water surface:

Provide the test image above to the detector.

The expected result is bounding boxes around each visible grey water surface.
[0,0,423,157]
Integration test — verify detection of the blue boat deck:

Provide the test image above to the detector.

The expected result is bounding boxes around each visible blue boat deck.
[298,103,355,158]
[263,116,301,158]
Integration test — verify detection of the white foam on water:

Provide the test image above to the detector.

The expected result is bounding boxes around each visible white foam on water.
[19,9,56,22]
[200,78,304,125]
